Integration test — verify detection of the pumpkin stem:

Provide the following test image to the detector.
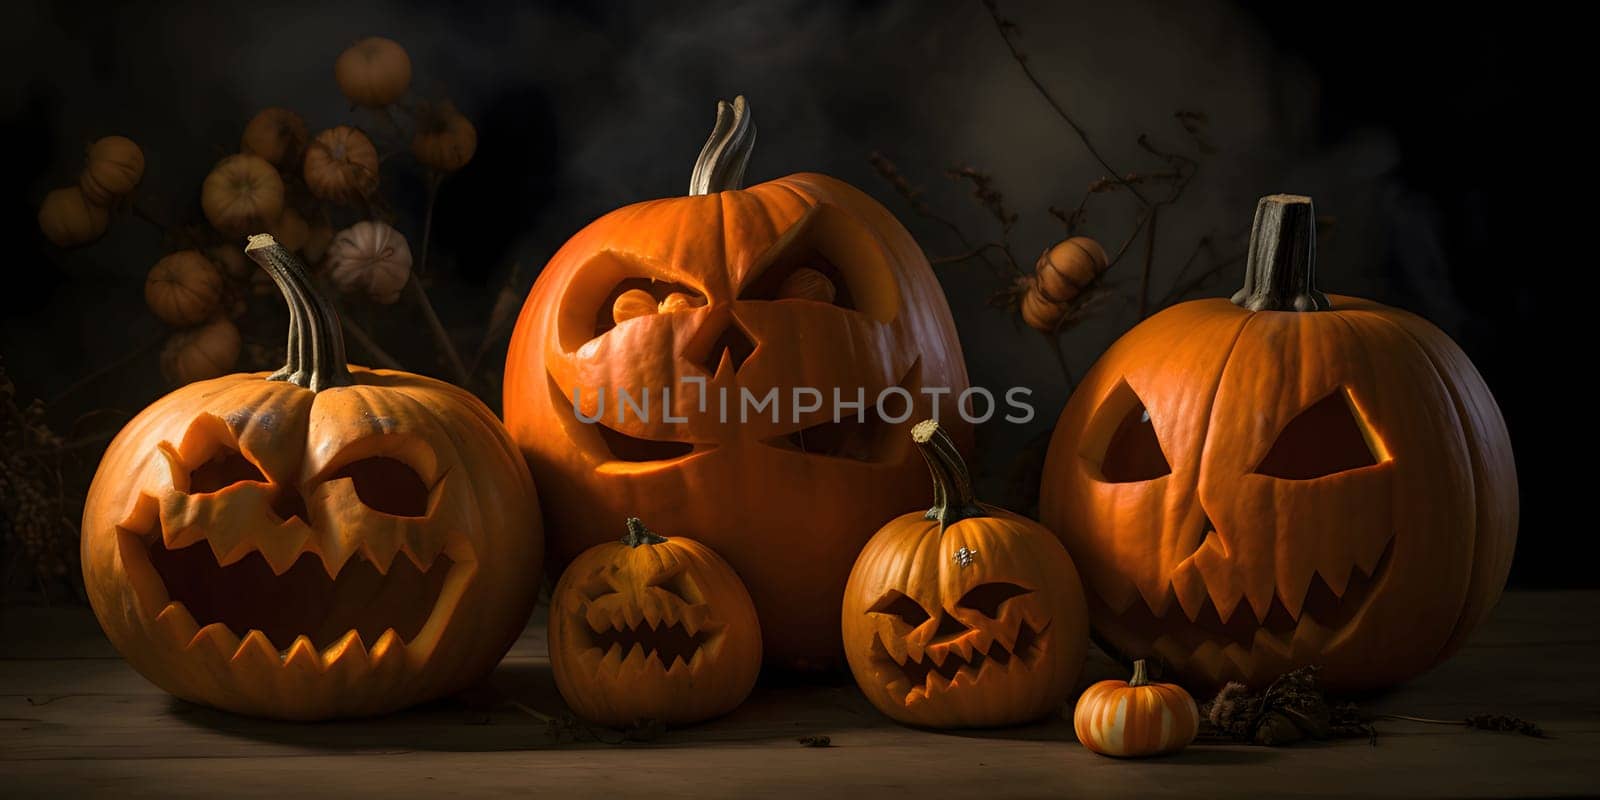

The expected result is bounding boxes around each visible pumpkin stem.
[688,95,755,195]
[621,517,668,547]
[245,233,354,391]
[912,419,985,530]
[1231,194,1330,312]
[1129,659,1150,687]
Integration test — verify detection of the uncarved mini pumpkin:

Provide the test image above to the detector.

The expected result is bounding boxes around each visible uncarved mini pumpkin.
[549,517,761,727]
[504,96,970,671]
[38,186,108,247]
[325,221,411,304]
[269,208,311,254]
[1040,194,1518,692]
[207,243,252,281]
[84,235,542,720]
[241,107,309,168]
[1035,236,1107,305]
[202,154,284,237]
[146,251,223,327]
[79,135,145,205]
[304,126,379,204]
[411,101,477,173]
[160,317,240,385]
[335,37,412,108]
[842,420,1089,728]
[1074,659,1198,757]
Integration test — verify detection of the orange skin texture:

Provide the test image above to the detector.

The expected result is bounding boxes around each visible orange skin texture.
[1040,294,1518,692]
[201,154,283,237]
[145,250,223,327]
[160,318,240,385]
[503,172,970,670]
[1074,671,1198,757]
[81,367,542,719]
[841,508,1088,728]
[549,534,760,727]
[80,135,145,204]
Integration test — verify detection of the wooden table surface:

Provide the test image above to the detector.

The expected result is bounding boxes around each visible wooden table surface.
[2,591,1596,798]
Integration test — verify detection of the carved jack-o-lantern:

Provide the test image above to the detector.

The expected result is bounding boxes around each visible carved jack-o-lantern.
[549,518,761,727]
[503,97,970,669]
[81,235,542,720]
[842,421,1088,728]
[1041,195,1518,692]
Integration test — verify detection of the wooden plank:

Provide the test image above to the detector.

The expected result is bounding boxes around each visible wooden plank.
[2,592,1597,797]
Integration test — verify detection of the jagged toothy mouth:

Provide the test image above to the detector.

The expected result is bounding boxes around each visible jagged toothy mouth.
[574,602,725,674]
[871,621,1048,703]
[1102,537,1394,677]
[117,520,476,671]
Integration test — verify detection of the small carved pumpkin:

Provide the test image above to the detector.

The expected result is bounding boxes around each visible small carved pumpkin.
[326,221,411,304]
[201,154,284,237]
[411,101,477,173]
[1074,659,1198,757]
[304,127,380,205]
[1041,195,1518,692]
[83,234,542,719]
[160,317,240,385]
[504,96,971,670]
[38,186,108,247]
[842,420,1088,728]
[549,518,761,727]
[241,108,309,168]
[146,251,223,327]
[79,135,145,205]
[335,37,411,108]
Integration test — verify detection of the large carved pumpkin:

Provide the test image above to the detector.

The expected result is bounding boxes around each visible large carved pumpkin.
[504,97,969,670]
[1040,195,1517,692]
[82,234,542,719]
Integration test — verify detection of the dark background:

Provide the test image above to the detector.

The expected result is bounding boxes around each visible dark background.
[3,2,1571,586]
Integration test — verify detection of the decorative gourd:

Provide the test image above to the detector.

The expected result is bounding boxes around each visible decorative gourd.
[160,317,241,385]
[38,186,108,247]
[325,221,411,304]
[1040,194,1517,692]
[841,420,1088,728]
[79,135,145,205]
[1074,660,1198,757]
[549,517,761,727]
[145,251,223,327]
[241,108,308,168]
[201,154,284,237]
[411,101,477,173]
[334,37,411,108]
[82,234,542,720]
[304,126,379,205]
[503,96,970,670]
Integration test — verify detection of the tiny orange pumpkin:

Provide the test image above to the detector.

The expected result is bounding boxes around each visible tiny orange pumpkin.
[38,186,109,247]
[79,135,146,205]
[335,37,412,108]
[411,101,477,173]
[160,317,241,385]
[145,250,223,327]
[1074,659,1199,757]
[549,517,761,727]
[241,107,309,168]
[201,154,284,237]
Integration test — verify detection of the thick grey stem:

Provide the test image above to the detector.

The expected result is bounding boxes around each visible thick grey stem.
[245,234,354,391]
[688,96,755,195]
[1231,194,1329,312]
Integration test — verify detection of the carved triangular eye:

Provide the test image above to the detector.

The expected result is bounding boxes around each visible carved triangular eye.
[187,446,266,493]
[580,569,618,602]
[1087,382,1171,483]
[1255,388,1385,479]
[650,568,700,604]
[957,582,1031,619]
[868,590,930,627]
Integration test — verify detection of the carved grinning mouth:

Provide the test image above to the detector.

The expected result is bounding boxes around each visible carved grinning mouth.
[117,518,476,672]
[871,621,1049,703]
[575,602,725,674]
[1104,536,1394,678]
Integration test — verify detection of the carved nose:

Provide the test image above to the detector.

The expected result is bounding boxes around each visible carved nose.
[685,308,756,376]
[271,487,309,524]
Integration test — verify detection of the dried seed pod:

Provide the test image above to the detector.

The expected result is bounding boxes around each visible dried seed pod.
[776,267,837,303]
[1035,236,1108,305]
[612,289,658,325]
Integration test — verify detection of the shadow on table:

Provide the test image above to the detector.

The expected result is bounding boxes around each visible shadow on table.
[168,658,893,753]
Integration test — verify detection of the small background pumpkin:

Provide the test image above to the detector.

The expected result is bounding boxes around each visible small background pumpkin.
[37,186,108,247]
[549,517,761,727]
[304,126,379,204]
[79,135,145,205]
[145,251,223,327]
[326,221,412,304]
[334,37,411,107]
[201,154,284,237]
